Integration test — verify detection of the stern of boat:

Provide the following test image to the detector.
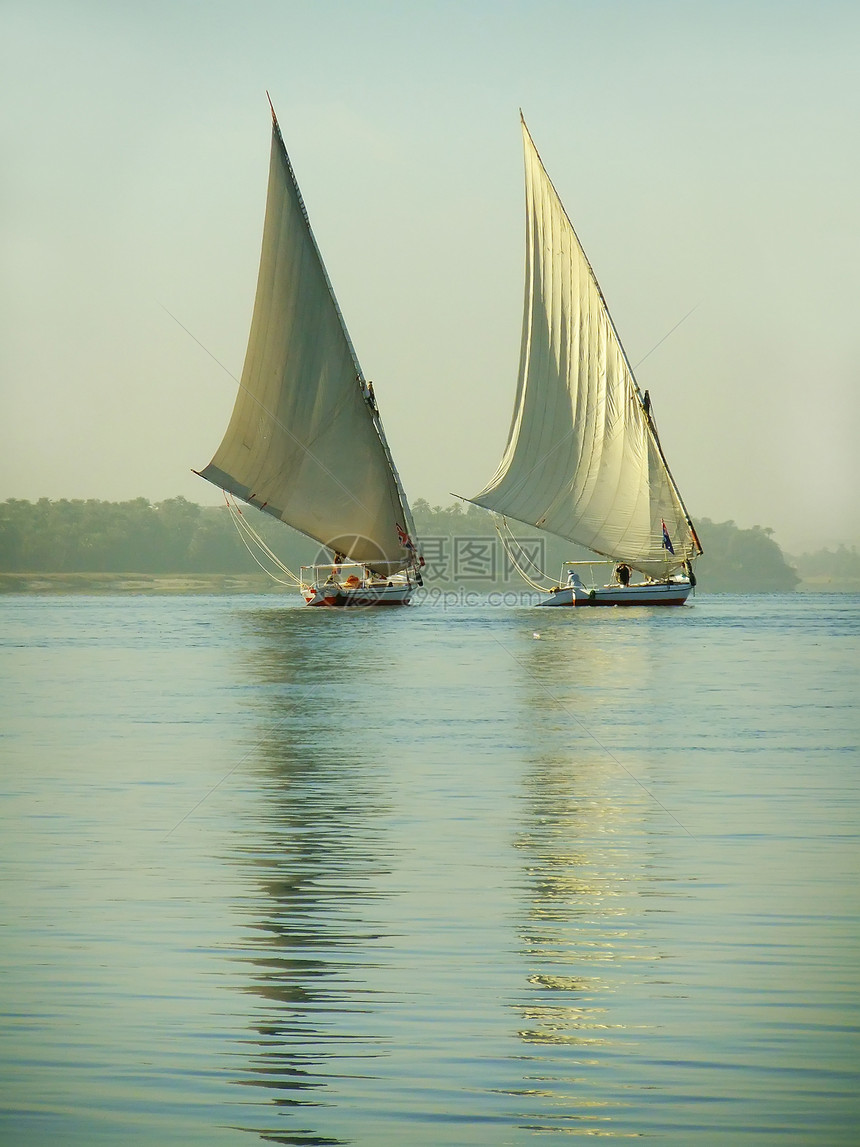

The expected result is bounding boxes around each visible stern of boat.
[538,580,692,607]
[301,563,415,607]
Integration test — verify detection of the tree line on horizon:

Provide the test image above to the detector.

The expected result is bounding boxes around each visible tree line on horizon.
[0,495,813,592]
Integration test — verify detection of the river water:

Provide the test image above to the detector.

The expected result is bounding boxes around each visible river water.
[0,593,857,1144]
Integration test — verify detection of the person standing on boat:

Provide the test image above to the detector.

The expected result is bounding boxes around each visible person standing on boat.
[615,563,631,587]
[567,569,583,588]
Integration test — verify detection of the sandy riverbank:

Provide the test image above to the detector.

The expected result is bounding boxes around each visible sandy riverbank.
[0,572,285,595]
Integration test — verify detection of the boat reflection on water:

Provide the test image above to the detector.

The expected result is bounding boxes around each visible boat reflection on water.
[505,618,680,1134]
[226,606,399,1145]
[221,603,685,1142]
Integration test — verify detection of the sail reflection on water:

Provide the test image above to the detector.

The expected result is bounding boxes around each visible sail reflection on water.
[505,620,679,1130]
[226,608,399,1145]
[218,604,687,1141]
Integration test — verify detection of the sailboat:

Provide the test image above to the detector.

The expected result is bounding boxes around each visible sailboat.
[468,116,702,607]
[196,99,423,606]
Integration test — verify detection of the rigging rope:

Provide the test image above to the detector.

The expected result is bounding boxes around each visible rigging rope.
[224,493,303,587]
[494,516,554,593]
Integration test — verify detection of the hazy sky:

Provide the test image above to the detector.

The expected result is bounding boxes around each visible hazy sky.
[2,0,858,552]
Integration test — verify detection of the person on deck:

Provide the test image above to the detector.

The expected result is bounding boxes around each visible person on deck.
[615,563,631,587]
[567,569,583,588]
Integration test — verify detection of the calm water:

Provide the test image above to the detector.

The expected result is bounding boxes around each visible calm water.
[0,593,858,1145]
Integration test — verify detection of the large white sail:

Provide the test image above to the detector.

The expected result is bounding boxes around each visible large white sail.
[198,112,416,573]
[471,118,701,577]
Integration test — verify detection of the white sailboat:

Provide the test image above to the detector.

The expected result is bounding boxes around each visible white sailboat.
[196,100,423,606]
[468,116,702,607]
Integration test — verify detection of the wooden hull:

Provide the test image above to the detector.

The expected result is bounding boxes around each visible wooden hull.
[303,583,414,607]
[538,581,692,607]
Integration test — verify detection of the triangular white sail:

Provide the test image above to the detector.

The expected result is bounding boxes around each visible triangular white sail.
[198,111,417,574]
[471,118,701,577]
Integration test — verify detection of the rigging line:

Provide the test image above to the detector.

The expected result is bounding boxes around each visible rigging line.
[234,529,299,585]
[498,538,547,593]
[226,494,302,584]
[228,504,300,586]
[161,762,247,841]
[499,516,551,579]
[268,109,364,387]
[472,128,699,547]
[632,302,700,371]
[160,714,293,842]
[488,633,697,841]
[252,105,417,553]
[160,640,327,842]
[470,300,700,541]
[523,123,694,411]
[474,356,682,542]
[162,608,396,840]
[160,303,392,532]
[495,519,553,593]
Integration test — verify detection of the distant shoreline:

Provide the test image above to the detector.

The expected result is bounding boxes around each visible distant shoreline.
[0,572,855,595]
[0,572,283,595]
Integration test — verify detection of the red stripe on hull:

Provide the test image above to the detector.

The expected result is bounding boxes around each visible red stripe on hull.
[305,598,411,608]
[574,596,689,607]
[304,588,413,607]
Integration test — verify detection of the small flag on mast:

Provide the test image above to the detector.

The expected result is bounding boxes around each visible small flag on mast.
[396,523,416,552]
[661,520,675,554]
